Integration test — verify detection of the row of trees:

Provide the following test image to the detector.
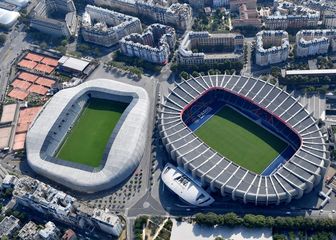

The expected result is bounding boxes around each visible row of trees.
[194,212,336,232]
[113,50,162,73]
[134,216,148,240]
[172,61,243,80]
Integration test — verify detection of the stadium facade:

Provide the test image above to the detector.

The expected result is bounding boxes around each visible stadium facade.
[159,74,327,205]
[26,79,150,193]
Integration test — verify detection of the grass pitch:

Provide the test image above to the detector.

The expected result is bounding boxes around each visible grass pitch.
[56,98,128,168]
[195,106,288,173]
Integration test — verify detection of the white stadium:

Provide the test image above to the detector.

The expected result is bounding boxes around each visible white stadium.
[26,79,150,193]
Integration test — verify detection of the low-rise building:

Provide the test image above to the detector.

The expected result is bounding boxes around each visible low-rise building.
[256,30,289,66]
[30,0,78,37]
[232,3,261,28]
[13,177,78,225]
[81,5,142,47]
[13,176,124,237]
[61,229,77,240]
[177,31,244,65]
[120,24,176,64]
[39,221,61,240]
[296,29,336,57]
[18,221,39,240]
[0,215,20,238]
[229,0,256,12]
[92,209,123,236]
[1,174,18,189]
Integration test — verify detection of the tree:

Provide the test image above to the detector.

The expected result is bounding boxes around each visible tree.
[192,71,200,77]
[273,234,286,240]
[271,66,282,78]
[0,34,6,45]
[222,212,243,227]
[61,39,68,46]
[180,71,189,80]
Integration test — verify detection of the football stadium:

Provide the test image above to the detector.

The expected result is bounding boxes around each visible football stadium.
[159,74,327,205]
[26,79,150,193]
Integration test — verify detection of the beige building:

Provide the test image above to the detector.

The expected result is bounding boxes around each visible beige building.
[178,31,244,65]
[94,0,192,31]
[296,29,336,57]
[81,5,142,47]
[256,30,289,66]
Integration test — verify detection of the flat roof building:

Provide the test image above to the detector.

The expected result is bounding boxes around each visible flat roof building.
[58,56,91,73]
[0,8,20,28]
[30,0,78,38]
[0,216,20,238]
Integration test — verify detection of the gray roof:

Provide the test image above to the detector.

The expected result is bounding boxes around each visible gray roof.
[26,79,150,193]
[159,74,326,205]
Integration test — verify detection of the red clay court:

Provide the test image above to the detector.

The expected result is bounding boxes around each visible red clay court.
[16,106,42,133]
[18,60,37,69]
[25,53,44,62]
[11,79,32,91]
[35,77,55,88]
[13,133,26,151]
[41,57,59,67]
[28,84,49,95]
[8,88,29,100]
[19,52,59,74]
[13,106,42,150]
[34,64,54,74]
[18,72,39,83]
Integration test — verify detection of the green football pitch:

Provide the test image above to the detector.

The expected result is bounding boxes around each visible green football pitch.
[56,98,128,168]
[195,106,288,173]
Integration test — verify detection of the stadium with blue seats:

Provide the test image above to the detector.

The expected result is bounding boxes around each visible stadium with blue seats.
[159,74,328,205]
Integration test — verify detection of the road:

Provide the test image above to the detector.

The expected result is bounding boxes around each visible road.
[0,24,30,101]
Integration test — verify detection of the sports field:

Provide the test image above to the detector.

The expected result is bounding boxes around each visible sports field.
[195,106,288,173]
[56,98,128,168]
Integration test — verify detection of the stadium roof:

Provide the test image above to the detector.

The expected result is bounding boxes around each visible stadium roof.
[159,74,326,205]
[26,79,150,193]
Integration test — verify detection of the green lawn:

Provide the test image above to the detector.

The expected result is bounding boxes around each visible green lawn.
[195,106,288,173]
[56,98,128,168]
